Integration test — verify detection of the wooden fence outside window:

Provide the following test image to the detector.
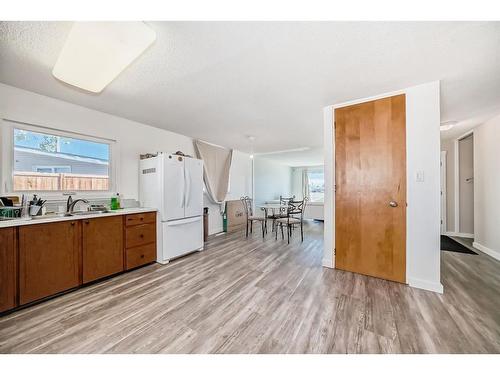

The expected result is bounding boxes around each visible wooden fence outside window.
[13,171,109,191]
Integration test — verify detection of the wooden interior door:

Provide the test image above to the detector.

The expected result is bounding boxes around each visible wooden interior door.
[82,216,124,283]
[335,94,406,283]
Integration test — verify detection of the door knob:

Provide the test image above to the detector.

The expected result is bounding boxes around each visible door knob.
[389,201,398,207]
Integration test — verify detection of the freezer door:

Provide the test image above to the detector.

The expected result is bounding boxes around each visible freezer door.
[162,216,203,261]
[163,155,185,221]
[184,157,204,218]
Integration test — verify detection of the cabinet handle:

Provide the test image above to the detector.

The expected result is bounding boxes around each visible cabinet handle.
[140,254,145,258]
[140,234,144,238]
[140,217,144,221]
[85,220,90,224]
[71,222,75,226]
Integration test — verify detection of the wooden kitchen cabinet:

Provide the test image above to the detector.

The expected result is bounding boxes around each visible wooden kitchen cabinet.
[0,227,17,313]
[125,212,156,227]
[19,221,80,305]
[125,222,156,249]
[124,213,156,270]
[2,210,156,314]
[82,216,124,283]
[125,243,156,270]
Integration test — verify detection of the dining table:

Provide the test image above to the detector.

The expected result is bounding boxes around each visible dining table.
[257,203,286,232]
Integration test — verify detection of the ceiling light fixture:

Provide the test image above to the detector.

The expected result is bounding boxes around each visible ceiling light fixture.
[247,135,256,159]
[440,121,458,131]
[52,22,156,93]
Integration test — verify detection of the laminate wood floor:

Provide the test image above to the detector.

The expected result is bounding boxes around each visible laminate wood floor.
[1,221,500,353]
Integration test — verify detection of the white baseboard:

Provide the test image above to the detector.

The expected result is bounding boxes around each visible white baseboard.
[209,226,224,236]
[408,277,444,294]
[472,241,500,261]
[322,258,333,268]
[444,231,474,239]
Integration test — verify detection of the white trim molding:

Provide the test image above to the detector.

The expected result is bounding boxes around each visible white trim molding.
[454,129,475,236]
[440,150,447,234]
[444,231,474,239]
[408,277,444,294]
[473,241,500,261]
[322,257,334,268]
[323,81,442,294]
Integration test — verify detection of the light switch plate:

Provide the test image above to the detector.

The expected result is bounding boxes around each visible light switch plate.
[416,170,425,182]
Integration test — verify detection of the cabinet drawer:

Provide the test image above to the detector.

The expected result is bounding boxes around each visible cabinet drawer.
[125,212,156,227]
[125,243,156,270]
[125,223,156,248]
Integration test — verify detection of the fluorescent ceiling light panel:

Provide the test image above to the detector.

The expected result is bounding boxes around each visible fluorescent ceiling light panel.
[440,121,458,131]
[257,147,311,156]
[53,22,156,93]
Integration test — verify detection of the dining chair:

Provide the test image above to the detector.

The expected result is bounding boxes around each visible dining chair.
[267,195,296,232]
[275,197,308,243]
[240,196,266,238]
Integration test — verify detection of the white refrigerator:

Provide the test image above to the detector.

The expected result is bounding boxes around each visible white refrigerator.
[139,153,204,264]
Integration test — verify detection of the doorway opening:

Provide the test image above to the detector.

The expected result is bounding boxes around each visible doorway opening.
[456,133,474,239]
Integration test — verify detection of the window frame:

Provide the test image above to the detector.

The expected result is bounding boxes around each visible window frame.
[306,166,325,203]
[1,119,119,199]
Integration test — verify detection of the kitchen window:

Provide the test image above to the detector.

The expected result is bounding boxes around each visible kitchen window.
[2,121,115,193]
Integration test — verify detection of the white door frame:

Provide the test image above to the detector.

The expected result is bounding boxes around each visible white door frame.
[454,130,474,238]
[440,151,447,234]
[324,87,409,272]
[323,81,444,294]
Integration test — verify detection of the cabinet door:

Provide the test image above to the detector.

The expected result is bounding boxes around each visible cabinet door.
[82,216,124,283]
[19,221,80,305]
[0,227,17,312]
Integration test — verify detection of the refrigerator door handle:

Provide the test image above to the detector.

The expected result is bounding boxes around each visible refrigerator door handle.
[181,164,186,208]
[185,168,191,208]
[167,216,201,226]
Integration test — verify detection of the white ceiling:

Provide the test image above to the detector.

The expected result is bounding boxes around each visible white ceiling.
[255,148,324,167]
[440,107,500,140]
[1,21,500,153]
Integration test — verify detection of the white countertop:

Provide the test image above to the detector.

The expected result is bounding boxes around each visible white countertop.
[0,207,157,229]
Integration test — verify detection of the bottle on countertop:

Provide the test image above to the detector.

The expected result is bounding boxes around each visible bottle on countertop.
[110,193,121,210]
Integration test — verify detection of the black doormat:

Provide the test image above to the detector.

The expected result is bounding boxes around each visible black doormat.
[441,235,477,255]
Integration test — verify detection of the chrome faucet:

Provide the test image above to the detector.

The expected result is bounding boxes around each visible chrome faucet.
[66,196,89,215]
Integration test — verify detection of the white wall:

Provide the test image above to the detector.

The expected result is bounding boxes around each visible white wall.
[0,83,252,235]
[253,156,292,208]
[473,114,500,260]
[324,81,443,293]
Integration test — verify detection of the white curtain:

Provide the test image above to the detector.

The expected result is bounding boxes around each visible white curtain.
[194,140,233,206]
[302,169,310,199]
